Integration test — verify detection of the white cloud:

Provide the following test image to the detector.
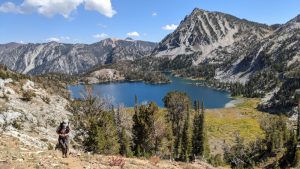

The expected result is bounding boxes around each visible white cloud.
[93,33,109,39]
[46,37,60,42]
[162,24,178,31]
[127,32,140,37]
[21,0,84,18]
[0,0,116,18]
[152,12,157,16]
[0,2,23,13]
[46,36,71,42]
[84,0,116,18]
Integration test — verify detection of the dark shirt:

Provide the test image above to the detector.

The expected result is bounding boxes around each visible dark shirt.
[56,124,70,139]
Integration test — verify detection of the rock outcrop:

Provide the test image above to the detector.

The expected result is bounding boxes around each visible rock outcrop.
[0,77,71,149]
[0,39,157,75]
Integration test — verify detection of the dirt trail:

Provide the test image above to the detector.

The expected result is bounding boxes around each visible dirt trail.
[0,135,217,169]
[63,157,83,169]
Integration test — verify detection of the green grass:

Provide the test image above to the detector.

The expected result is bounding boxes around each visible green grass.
[206,98,267,145]
[206,113,265,142]
[126,98,270,153]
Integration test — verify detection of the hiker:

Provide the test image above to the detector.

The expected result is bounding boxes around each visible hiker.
[56,119,70,158]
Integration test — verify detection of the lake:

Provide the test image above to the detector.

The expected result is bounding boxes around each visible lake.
[68,76,233,108]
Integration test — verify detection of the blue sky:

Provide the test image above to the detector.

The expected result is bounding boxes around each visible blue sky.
[0,0,299,44]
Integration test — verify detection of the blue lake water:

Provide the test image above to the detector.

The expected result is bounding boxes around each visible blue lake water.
[68,76,233,108]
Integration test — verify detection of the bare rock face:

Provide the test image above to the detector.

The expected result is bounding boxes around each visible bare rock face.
[152,8,300,84]
[153,8,273,67]
[150,8,300,113]
[0,78,71,149]
[84,68,125,84]
[0,39,157,75]
[215,14,300,83]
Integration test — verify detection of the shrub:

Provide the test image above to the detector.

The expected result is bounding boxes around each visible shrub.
[12,120,22,130]
[149,156,160,166]
[0,70,9,79]
[109,156,125,168]
[22,90,36,101]
[208,154,224,167]
[40,138,48,142]
[48,143,54,150]
[41,96,51,104]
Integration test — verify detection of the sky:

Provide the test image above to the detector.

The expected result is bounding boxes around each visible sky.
[0,0,299,44]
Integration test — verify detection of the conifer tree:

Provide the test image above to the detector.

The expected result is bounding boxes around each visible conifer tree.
[132,102,158,157]
[132,106,144,156]
[84,111,120,154]
[163,91,191,158]
[192,99,210,159]
[193,100,198,112]
[180,104,192,162]
[192,99,202,157]
[114,104,133,157]
[79,87,120,154]
[119,127,132,157]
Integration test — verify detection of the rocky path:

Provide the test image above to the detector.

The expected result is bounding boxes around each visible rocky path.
[0,135,218,169]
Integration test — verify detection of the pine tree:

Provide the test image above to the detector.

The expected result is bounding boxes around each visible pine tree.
[192,99,202,157]
[132,105,144,156]
[119,127,132,157]
[163,91,191,159]
[180,104,192,162]
[192,100,210,159]
[84,111,120,154]
[144,102,157,155]
[132,94,143,156]
[135,95,138,105]
[193,100,198,112]
[114,104,133,157]
[132,102,158,157]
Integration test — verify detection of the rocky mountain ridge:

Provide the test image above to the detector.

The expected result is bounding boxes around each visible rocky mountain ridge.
[149,8,300,113]
[0,38,157,75]
[152,8,299,83]
[152,8,273,68]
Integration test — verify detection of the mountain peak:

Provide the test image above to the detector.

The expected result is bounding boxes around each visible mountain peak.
[289,14,300,23]
[153,7,274,64]
[190,8,208,16]
[47,41,60,44]
[125,37,134,41]
[192,7,207,13]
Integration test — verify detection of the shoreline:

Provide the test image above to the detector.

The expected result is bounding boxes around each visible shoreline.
[78,78,171,85]
[72,75,245,109]
[224,98,245,108]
